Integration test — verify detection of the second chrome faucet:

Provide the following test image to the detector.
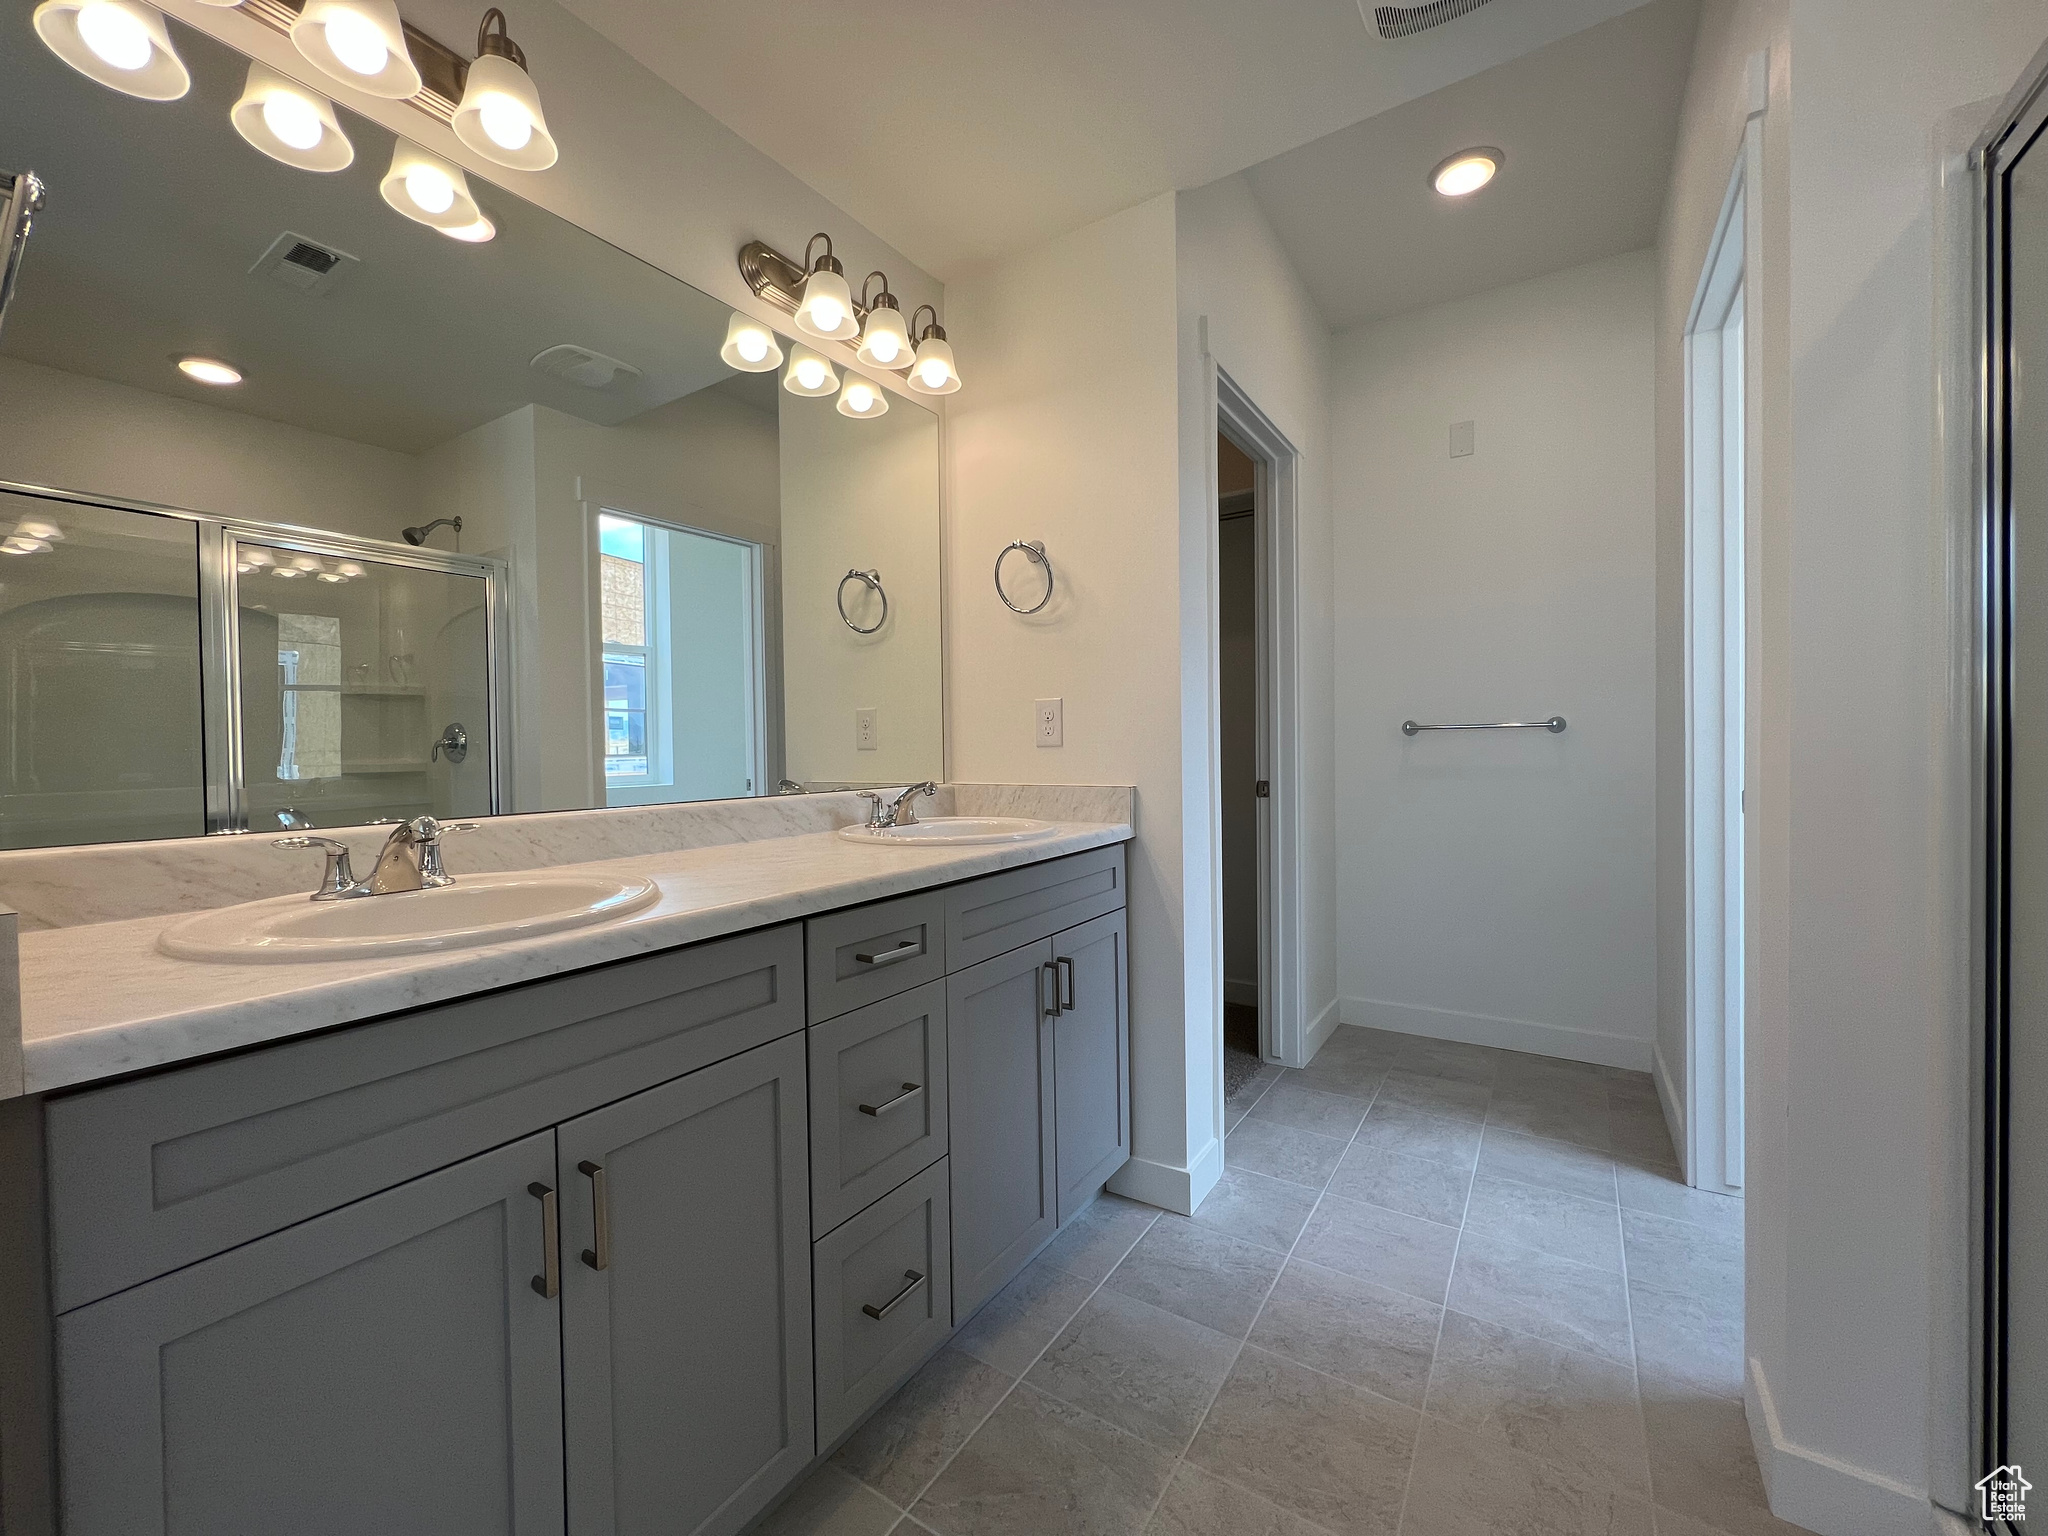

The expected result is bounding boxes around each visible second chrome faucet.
[274,815,480,901]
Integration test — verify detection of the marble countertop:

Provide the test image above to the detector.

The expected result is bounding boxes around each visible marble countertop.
[20,819,1131,1095]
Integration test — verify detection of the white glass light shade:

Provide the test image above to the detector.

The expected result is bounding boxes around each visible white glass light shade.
[291,0,420,99]
[453,52,558,171]
[13,520,64,542]
[441,214,497,243]
[33,0,189,100]
[721,312,784,373]
[795,266,858,341]
[177,356,243,386]
[856,304,911,369]
[1431,148,1501,198]
[231,64,353,172]
[836,375,890,420]
[380,142,482,231]
[907,333,961,395]
[782,345,838,398]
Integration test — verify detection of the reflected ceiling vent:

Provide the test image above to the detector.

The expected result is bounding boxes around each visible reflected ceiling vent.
[529,343,643,390]
[1370,0,1495,39]
[249,232,358,297]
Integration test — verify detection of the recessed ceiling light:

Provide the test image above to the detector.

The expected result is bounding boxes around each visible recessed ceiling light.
[1432,147,1502,198]
[177,356,243,386]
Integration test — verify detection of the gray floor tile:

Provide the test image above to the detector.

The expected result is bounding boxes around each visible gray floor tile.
[1424,1310,1650,1494]
[953,1261,1098,1378]
[1326,1142,1473,1227]
[1610,1104,1681,1169]
[1372,1068,1492,1123]
[1401,1416,1655,1536]
[1025,1290,1239,1454]
[1463,1174,1625,1272]
[1622,1209,1742,1300]
[1186,1346,1416,1536]
[1294,1191,1460,1304]
[1226,1118,1349,1189]
[1142,1463,1329,1536]
[1038,1194,1161,1285]
[1643,1395,1809,1536]
[1487,1088,1613,1150]
[1496,1052,1627,1092]
[1103,1216,1286,1338]
[1248,1257,1442,1407]
[1447,1231,1634,1365]
[834,1347,1015,1508]
[1476,1128,1618,1204]
[757,1465,904,1536]
[1248,1081,1372,1140]
[1353,1101,1484,1171]
[1616,1164,1745,1236]
[1186,1167,1319,1254]
[1631,1281,1745,1401]
[1286,1054,1389,1101]
[912,1382,1175,1536]
[1393,1036,1504,1085]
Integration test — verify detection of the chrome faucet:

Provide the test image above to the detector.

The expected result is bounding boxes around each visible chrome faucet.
[273,815,478,901]
[859,782,939,829]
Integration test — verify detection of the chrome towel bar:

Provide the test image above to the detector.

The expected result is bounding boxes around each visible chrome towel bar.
[1402,716,1566,736]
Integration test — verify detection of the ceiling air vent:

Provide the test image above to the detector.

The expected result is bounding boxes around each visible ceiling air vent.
[249,232,358,297]
[529,344,644,390]
[1372,0,1495,39]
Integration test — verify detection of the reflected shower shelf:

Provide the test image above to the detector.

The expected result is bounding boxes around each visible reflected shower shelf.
[340,759,432,774]
[339,686,427,698]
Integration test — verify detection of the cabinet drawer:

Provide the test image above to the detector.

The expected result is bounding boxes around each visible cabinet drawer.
[46,925,803,1314]
[812,1159,951,1448]
[805,891,947,1024]
[944,845,1126,971]
[808,981,949,1237]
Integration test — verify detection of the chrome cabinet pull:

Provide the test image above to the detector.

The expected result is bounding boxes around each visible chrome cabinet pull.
[578,1160,611,1271]
[1042,962,1061,1017]
[862,1269,926,1321]
[529,1182,559,1299]
[1056,955,1076,1012]
[859,1082,923,1117]
[854,938,920,967]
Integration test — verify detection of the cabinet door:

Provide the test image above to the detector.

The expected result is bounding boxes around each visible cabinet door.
[57,1133,564,1536]
[557,1033,813,1536]
[1053,910,1131,1224]
[946,939,1057,1317]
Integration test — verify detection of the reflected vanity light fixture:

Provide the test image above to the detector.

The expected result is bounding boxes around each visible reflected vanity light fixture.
[906,305,960,395]
[380,141,482,231]
[1431,146,1502,197]
[176,355,243,386]
[739,237,963,397]
[836,373,889,419]
[783,344,838,397]
[442,213,497,243]
[721,311,783,372]
[792,233,858,342]
[33,0,190,100]
[292,0,421,99]
[452,8,557,170]
[231,63,354,173]
[855,272,911,369]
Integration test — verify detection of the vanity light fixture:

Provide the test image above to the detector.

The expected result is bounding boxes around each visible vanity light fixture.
[442,213,497,243]
[836,373,889,420]
[231,63,354,173]
[1431,147,1502,198]
[0,536,51,556]
[721,311,783,372]
[380,141,483,231]
[176,355,243,386]
[291,0,421,100]
[906,306,960,395]
[793,234,858,342]
[782,344,837,398]
[32,0,190,101]
[855,272,911,369]
[452,8,558,170]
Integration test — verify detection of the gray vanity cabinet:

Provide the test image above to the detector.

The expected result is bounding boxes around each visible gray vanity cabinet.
[945,939,1058,1318]
[1052,909,1131,1225]
[556,1033,812,1536]
[55,1131,566,1536]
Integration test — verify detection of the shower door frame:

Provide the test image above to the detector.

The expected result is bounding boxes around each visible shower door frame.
[0,479,511,836]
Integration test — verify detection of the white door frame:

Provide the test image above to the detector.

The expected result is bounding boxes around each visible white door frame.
[1680,130,1762,1196]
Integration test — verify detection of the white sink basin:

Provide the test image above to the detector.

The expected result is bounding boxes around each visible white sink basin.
[839,817,1056,847]
[159,872,662,963]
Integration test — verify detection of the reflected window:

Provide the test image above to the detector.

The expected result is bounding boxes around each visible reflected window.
[600,514,653,782]
[277,613,342,780]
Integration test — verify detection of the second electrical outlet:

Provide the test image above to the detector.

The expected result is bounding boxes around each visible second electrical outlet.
[1035,697,1063,747]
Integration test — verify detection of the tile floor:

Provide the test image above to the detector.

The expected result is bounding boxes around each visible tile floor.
[754,1026,1808,1536]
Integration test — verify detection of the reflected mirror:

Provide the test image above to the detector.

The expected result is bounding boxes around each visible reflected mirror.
[0,12,942,848]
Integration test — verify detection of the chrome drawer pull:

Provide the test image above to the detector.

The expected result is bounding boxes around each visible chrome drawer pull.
[529,1183,559,1299]
[862,1268,926,1321]
[858,1082,923,1117]
[854,939,921,966]
[578,1160,611,1271]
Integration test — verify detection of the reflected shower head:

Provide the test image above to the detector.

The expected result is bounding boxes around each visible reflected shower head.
[402,516,462,547]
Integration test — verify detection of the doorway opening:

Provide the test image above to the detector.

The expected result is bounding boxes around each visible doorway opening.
[1219,431,1265,1098]
[1680,154,1752,1197]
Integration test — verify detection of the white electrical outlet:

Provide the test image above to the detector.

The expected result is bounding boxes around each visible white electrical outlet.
[1035,697,1063,747]
[856,707,878,751]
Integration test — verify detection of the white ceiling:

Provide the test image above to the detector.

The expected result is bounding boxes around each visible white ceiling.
[552,0,1672,279]
[1243,0,1699,329]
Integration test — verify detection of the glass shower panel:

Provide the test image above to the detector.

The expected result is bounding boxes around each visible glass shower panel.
[232,541,490,833]
[0,492,205,848]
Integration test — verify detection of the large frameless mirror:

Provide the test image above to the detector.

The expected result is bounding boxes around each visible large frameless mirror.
[0,10,942,848]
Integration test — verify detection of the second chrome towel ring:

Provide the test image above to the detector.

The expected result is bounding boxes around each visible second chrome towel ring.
[837,568,888,634]
[995,540,1055,614]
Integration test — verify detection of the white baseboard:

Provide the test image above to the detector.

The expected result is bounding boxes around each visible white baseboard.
[1652,1042,1688,1180]
[1107,1136,1224,1217]
[1302,996,1339,1067]
[1224,977,1258,1008]
[1746,1356,1933,1536]
[1338,996,1653,1073]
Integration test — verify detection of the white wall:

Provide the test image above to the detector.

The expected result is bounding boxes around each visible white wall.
[1332,249,1657,1070]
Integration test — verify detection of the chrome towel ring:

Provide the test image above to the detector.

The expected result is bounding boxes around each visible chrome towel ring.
[995,540,1054,614]
[837,568,888,634]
